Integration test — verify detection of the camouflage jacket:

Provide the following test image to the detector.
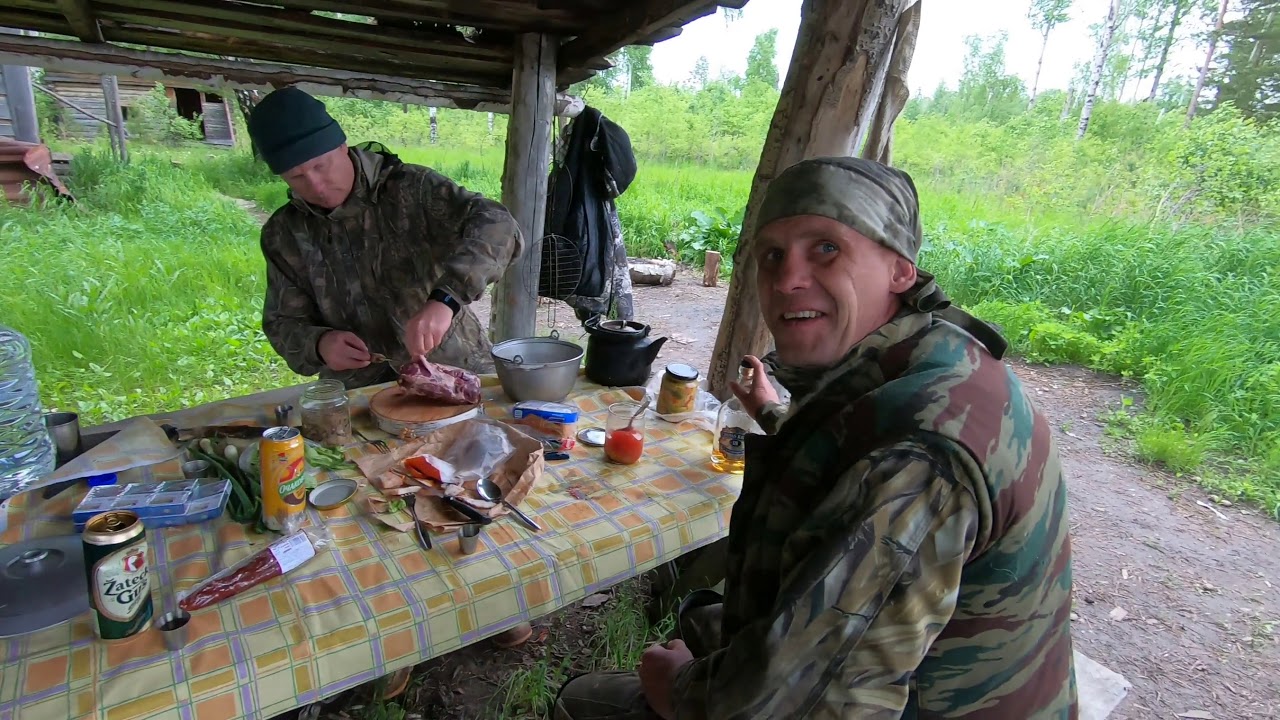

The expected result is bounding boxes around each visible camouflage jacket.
[672,311,1078,719]
[260,145,522,388]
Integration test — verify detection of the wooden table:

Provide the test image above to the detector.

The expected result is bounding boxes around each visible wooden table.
[0,375,740,720]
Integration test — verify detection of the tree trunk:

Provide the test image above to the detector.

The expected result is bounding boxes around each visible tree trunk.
[1029,27,1051,109]
[1147,0,1188,100]
[861,0,921,165]
[1077,0,1123,139]
[429,106,438,144]
[1122,13,1151,101]
[1185,0,1229,127]
[708,0,911,399]
[1060,85,1075,121]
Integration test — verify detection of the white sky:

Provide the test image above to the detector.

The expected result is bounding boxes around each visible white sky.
[651,0,1210,98]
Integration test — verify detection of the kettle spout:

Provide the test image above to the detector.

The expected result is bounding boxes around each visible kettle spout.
[640,335,669,364]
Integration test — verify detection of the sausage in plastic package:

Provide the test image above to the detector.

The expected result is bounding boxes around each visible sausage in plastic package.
[178,525,332,612]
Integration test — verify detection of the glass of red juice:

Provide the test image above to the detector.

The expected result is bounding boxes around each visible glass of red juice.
[604,401,646,464]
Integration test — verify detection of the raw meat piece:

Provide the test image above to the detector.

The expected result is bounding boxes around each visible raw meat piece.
[398,358,481,405]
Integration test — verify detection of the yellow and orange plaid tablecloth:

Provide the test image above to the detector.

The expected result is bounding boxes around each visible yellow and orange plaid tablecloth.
[0,376,741,720]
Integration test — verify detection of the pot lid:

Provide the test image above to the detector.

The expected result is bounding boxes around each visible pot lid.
[0,535,90,638]
[664,363,700,382]
[599,320,643,333]
[586,319,649,338]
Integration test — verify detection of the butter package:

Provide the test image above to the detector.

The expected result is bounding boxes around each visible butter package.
[511,401,579,449]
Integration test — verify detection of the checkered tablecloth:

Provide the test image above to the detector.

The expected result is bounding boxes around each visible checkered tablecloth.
[0,375,741,720]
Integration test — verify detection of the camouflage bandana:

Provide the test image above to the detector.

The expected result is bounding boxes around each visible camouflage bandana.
[755,156,1008,394]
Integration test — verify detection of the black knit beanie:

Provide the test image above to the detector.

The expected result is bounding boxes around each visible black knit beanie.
[247,87,347,174]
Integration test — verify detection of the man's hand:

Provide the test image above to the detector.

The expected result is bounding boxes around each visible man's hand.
[639,639,695,720]
[317,331,372,372]
[730,355,781,420]
[403,300,455,360]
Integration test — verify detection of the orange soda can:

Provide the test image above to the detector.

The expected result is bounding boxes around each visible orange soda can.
[261,426,307,531]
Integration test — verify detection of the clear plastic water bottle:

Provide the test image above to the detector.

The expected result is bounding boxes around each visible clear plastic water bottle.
[0,324,55,500]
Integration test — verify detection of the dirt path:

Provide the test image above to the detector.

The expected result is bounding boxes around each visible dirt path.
[471,268,1280,719]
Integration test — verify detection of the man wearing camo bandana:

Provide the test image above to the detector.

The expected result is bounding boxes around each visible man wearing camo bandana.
[553,157,1079,719]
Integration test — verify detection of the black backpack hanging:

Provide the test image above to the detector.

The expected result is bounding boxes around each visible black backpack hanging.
[539,106,636,301]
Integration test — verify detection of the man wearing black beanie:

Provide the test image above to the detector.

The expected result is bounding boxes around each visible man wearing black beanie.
[248,86,522,387]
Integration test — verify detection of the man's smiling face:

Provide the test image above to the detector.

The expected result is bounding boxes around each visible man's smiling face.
[754,214,918,368]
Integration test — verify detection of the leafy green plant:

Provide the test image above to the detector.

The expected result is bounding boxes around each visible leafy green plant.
[675,206,743,270]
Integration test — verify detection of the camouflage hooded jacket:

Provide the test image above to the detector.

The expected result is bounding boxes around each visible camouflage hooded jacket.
[671,311,1078,719]
[259,144,522,388]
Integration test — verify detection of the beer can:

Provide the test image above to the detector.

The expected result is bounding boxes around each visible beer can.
[83,510,153,640]
[261,426,307,532]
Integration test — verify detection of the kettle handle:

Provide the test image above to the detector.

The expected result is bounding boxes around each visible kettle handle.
[583,313,604,331]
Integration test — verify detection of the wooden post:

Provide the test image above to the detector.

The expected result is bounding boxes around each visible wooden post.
[707,0,911,399]
[0,30,39,144]
[861,1,920,165]
[703,251,721,287]
[100,74,127,162]
[491,33,555,342]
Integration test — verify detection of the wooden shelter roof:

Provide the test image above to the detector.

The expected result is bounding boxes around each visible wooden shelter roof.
[0,1,745,109]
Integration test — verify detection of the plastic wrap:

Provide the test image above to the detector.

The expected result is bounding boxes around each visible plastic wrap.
[178,525,332,611]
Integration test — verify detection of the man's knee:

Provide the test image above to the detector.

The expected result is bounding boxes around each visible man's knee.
[552,671,652,720]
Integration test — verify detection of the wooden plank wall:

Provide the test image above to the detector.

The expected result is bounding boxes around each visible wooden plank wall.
[43,72,153,139]
[199,94,233,144]
[0,69,13,139]
[43,72,234,145]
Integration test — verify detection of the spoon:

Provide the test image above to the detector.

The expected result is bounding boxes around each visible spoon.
[626,395,652,430]
[476,478,541,533]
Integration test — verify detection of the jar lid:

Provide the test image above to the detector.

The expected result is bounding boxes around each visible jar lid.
[303,379,347,401]
[664,363,699,382]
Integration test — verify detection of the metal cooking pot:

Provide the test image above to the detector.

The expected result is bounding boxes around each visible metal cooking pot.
[490,335,584,403]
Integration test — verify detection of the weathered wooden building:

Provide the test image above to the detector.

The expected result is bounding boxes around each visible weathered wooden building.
[39,71,234,144]
[0,66,17,139]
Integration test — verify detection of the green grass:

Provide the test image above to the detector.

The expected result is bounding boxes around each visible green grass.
[4,134,1279,515]
[491,585,674,720]
[0,148,298,424]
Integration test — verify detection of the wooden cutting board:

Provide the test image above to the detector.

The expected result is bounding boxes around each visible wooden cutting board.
[369,387,480,437]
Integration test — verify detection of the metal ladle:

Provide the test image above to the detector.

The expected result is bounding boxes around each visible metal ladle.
[476,478,541,533]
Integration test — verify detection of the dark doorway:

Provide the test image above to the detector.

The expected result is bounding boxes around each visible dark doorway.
[173,87,206,138]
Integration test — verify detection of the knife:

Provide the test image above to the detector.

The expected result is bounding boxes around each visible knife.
[406,497,432,551]
[442,496,493,525]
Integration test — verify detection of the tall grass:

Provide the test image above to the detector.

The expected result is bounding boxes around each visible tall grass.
[0,149,296,423]
[924,214,1280,506]
[5,133,1278,512]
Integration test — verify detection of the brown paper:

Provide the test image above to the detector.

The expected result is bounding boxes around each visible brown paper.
[354,419,545,533]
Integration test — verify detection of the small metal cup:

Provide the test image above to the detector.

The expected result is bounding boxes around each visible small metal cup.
[156,609,191,651]
[457,524,481,555]
[44,412,82,464]
[182,460,213,479]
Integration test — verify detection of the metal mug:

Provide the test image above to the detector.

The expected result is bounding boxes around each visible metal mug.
[156,610,191,651]
[182,460,213,479]
[457,524,481,555]
[43,412,82,464]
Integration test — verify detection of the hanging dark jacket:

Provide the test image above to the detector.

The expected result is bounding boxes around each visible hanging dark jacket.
[540,106,637,300]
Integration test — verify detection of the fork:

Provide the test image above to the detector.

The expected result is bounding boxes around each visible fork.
[354,429,391,454]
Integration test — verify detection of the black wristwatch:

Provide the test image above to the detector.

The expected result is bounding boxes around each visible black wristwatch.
[429,288,461,317]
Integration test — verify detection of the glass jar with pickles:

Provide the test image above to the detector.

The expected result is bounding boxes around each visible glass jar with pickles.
[657,363,700,415]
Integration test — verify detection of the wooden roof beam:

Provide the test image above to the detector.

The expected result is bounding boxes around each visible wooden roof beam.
[100,0,511,61]
[268,0,584,33]
[557,0,743,78]
[54,0,103,42]
[0,32,586,115]
[90,14,512,86]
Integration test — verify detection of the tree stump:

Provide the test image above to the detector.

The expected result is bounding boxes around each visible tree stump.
[703,251,720,287]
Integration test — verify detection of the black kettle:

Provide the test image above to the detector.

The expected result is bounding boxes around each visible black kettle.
[582,314,668,387]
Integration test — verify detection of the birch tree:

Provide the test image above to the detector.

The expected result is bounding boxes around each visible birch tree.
[1028,0,1075,108]
[1078,0,1125,138]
